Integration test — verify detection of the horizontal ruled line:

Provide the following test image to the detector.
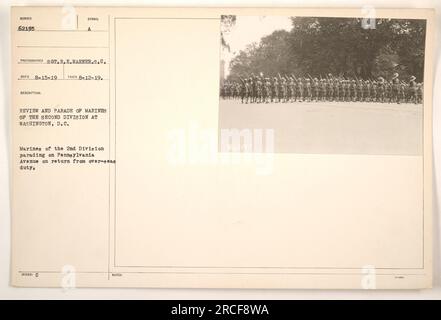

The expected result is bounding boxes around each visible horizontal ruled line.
[17,79,109,81]
[17,45,109,48]
[34,29,108,32]
[17,62,107,65]
[114,17,220,20]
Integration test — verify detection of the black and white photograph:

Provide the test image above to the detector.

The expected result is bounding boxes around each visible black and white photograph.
[219,15,426,155]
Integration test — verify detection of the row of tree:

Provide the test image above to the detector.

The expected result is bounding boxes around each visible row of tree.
[225,17,426,83]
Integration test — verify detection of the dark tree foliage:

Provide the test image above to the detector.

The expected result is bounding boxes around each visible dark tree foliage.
[228,17,426,82]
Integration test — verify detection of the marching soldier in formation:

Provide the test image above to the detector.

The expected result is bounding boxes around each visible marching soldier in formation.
[391,73,401,104]
[289,76,296,102]
[409,75,418,104]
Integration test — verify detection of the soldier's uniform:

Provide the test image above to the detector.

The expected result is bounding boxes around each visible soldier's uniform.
[409,76,418,104]
[333,79,339,102]
[357,79,364,102]
[297,79,304,102]
[342,79,347,102]
[320,79,326,101]
[391,73,400,104]
[351,80,357,102]
[282,77,288,102]
[385,79,391,102]
[313,78,319,102]
[400,82,406,103]
[383,81,389,103]
[272,78,279,103]
[338,79,345,102]
[240,79,246,103]
[418,83,423,103]
[224,82,229,99]
[246,79,252,103]
[364,80,371,102]
[278,78,284,102]
[250,77,257,103]
[264,78,271,103]
[371,81,377,102]
[256,77,263,103]
[377,77,385,103]
[305,79,312,102]
[325,75,334,101]
[289,77,296,102]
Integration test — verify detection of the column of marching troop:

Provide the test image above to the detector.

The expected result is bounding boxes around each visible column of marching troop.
[221,73,423,104]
